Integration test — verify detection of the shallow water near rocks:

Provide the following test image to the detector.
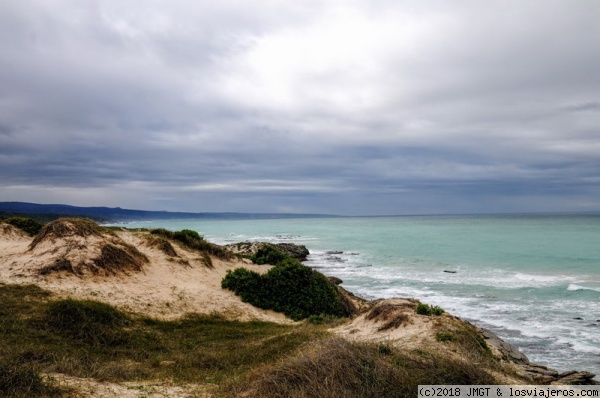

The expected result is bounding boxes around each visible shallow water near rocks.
[117,213,600,375]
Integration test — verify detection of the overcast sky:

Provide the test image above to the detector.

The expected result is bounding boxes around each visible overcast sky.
[1,1,599,215]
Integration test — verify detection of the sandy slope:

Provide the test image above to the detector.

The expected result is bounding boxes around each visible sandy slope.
[333,298,437,349]
[0,224,289,323]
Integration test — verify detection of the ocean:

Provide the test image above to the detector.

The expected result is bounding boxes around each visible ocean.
[116,214,600,375]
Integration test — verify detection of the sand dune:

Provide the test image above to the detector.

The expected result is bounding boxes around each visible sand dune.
[0,219,289,323]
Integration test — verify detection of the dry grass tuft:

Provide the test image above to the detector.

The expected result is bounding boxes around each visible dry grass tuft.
[144,235,178,257]
[37,243,148,276]
[226,337,405,398]
[39,258,79,276]
[0,223,29,239]
[91,244,148,275]
[198,252,213,268]
[29,218,105,250]
[365,302,412,331]
[433,318,492,357]
[377,314,410,332]
[227,336,501,398]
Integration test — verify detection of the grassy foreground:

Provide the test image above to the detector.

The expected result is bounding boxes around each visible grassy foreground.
[0,283,506,397]
[0,283,328,397]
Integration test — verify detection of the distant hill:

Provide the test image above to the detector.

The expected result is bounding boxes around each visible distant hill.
[0,202,337,223]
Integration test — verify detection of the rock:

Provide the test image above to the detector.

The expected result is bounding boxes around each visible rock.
[328,276,343,285]
[275,243,310,261]
[573,317,583,320]
[517,365,599,385]
[443,270,457,273]
[553,371,599,385]
[558,370,578,378]
[523,364,559,377]
[223,241,310,261]
[479,328,530,365]
[223,242,263,257]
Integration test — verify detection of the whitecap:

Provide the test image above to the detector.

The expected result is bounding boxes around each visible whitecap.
[567,284,600,292]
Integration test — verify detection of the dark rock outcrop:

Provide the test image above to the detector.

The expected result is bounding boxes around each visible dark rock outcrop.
[275,243,310,261]
[224,241,310,261]
[479,327,599,385]
[479,328,530,365]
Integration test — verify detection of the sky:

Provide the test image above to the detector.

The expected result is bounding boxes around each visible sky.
[1,0,599,216]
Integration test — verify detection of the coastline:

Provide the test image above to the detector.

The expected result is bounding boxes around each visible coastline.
[0,219,598,397]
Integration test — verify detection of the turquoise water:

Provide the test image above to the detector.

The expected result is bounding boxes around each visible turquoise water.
[116,214,600,374]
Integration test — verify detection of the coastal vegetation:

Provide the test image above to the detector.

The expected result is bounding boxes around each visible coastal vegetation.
[0,283,506,397]
[222,248,352,320]
[416,302,445,316]
[1,217,595,396]
[0,283,327,397]
[227,336,499,397]
[150,227,234,264]
[250,243,289,264]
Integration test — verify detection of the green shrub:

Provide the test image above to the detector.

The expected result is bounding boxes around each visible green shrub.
[221,268,268,308]
[3,217,44,237]
[415,303,445,316]
[173,229,204,244]
[415,303,431,315]
[43,299,131,346]
[430,305,445,316]
[222,259,350,321]
[251,244,288,265]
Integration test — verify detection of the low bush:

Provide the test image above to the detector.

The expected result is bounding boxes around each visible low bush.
[222,258,351,320]
[173,229,204,244]
[416,303,445,316]
[251,244,288,265]
[3,217,44,237]
[431,306,445,316]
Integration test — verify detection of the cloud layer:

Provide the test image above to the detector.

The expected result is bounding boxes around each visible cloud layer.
[1,0,599,215]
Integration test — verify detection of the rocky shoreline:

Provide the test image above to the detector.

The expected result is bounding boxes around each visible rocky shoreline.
[479,327,598,385]
[230,240,599,385]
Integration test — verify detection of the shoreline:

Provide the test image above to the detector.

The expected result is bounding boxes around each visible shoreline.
[0,218,598,397]
[225,241,600,385]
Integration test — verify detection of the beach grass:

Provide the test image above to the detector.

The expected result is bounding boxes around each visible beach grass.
[0,283,510,397]
[0,283,328,397]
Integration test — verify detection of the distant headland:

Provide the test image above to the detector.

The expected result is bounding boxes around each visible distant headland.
[0,201,339,223]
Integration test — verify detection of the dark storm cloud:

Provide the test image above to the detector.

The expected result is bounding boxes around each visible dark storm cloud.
[1,0,599,214]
